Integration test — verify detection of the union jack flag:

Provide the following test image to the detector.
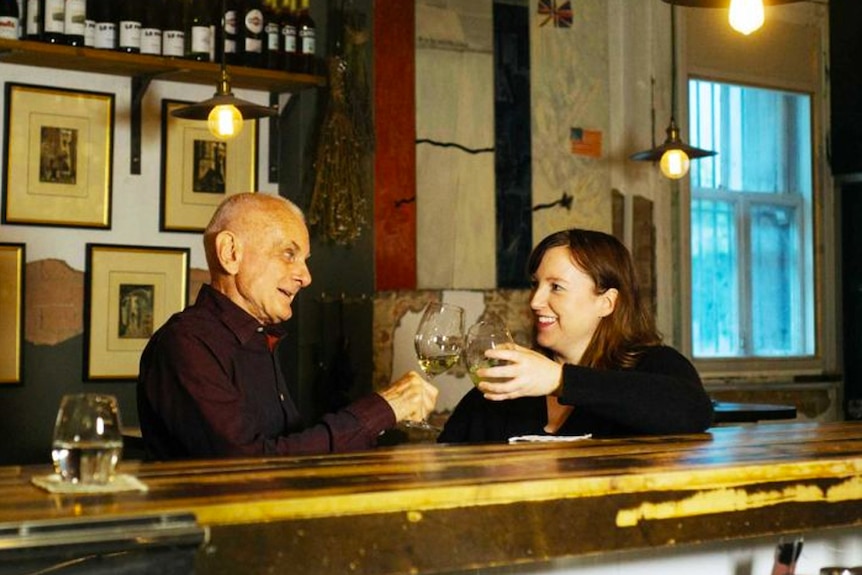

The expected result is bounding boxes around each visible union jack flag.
[539,0,573,28]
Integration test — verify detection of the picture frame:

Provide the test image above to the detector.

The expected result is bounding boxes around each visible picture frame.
[84,244,190,381]
[0,243,25,385]
[160,99,258,233]
[2,83,114,228]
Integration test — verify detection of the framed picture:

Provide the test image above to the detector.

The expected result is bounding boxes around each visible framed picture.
[84,244,190,381]
[0,244,25,385]
[160,99,258,233]
[2,83,114,228]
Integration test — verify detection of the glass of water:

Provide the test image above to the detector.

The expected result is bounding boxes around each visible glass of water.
[51,393,123,484]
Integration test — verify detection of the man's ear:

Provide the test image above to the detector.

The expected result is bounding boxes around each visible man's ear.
[599,288,619,318]
[214,231,242,275]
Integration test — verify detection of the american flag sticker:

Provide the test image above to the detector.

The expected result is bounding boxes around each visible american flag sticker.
[570,128,602,158]
[539,0,573,28]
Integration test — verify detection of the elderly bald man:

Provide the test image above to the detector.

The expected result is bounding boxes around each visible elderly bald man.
[137,192,437,459]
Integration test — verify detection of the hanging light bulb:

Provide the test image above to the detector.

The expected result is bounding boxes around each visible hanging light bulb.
[660,148,691,179]
[728,0,765,35]
[208,104,244,140]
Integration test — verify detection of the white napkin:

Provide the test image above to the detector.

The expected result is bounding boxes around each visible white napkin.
[508,433,592,444]
[31,473,148,494]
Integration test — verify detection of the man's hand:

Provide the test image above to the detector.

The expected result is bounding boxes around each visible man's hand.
[378,371,438,423]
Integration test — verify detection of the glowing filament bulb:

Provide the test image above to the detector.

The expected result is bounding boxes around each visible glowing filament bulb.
[660,149,691,180]
[729,0,765,35]
[208,104,243,140]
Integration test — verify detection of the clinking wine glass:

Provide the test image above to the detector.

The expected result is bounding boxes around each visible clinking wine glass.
[465,316,514,387]
[51,393,123,484]
[411,302,465,431]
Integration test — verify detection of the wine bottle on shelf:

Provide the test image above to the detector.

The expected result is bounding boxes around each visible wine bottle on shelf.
[296,0,314,74]
[215,0,237,64]
[24,0,40,40]
[161,0,183,56]
[281,0,298,72]
[41,0,65,43]
[62,0,85,45]
[185,0,211,61]
[0,0,20,39]
[118,0,143,52]
[238,0,264,67]
[84,0,95,45]
[139,0,161,55]
[263,0,280,70]
[91,0,116,49]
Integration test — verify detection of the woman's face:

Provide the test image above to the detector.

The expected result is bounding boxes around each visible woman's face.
[529,246,615,364]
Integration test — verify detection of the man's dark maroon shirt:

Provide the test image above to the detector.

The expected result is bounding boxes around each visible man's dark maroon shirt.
[137,285,394,459]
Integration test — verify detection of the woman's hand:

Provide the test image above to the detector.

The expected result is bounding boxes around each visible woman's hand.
[476,344,564,401]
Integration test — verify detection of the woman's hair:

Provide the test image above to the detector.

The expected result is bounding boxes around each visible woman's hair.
[527,228,662,369]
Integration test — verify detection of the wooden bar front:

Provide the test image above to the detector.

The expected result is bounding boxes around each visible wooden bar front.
[0,421,861,573]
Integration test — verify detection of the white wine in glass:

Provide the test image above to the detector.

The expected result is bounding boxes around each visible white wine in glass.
[410,302,465,431]
[464,316,514,387]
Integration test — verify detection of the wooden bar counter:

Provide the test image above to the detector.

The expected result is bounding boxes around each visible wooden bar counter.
[1,421,861,574]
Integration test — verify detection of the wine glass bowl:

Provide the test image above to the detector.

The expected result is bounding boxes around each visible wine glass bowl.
[410,302,465,430]
[51,393,123,484]
[464,317,514,387]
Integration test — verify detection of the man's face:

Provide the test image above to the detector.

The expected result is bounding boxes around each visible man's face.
[233,205,312,325]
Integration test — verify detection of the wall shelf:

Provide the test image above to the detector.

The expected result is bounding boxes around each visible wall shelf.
[0,38,326,92]
[0,38,325,176]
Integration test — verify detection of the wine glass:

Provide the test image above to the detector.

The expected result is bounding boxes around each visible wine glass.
[51,393,123,484]
[410,302,465,431]
[464,316,514,387]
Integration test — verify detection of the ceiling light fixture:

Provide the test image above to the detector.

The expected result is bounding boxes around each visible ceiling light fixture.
[630,4,716,180]
[170,4,277,139]
[661,0,806,36]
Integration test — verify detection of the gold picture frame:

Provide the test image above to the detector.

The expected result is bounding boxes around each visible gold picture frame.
[160,99,258,233]
[84,244,189,381]
[2,84,113,228]
[0,244,25,385]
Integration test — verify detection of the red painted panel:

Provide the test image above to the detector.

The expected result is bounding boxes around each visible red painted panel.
[373,0,417,291]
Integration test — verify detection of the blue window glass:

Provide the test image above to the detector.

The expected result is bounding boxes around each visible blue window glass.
[689,79,814,358]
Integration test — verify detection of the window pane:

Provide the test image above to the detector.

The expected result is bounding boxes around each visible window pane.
[691,198,739,357]
[750,203,800,355]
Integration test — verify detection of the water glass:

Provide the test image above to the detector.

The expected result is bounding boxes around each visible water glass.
[464,316,514,387]
[51,393,123,484]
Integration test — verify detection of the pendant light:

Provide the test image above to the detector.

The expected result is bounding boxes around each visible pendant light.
[170,0,277,139]
[630,4,716,180]
[661,0,805,36]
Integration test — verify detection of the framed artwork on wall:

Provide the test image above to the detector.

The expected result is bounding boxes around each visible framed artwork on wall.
[84,244,190,381]
[160,99,258,233]
[0,243,25,385]
[2,83,114,229]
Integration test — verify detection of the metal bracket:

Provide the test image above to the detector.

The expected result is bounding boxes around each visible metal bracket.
[130,75,155,175]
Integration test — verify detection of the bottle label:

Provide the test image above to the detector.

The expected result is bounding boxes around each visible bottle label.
[224,9,236,35]
[300,28,315,56]
[63,0,85,36]
[265,22,278,50]
[190,25,210,54]
[0,17,18,40]
[282,24,296,53]
[84,19,95,46]
[25,0,38,36]
[43,0,64,34]
[140,28,161,54]
[224,38,235,54]
[94,22,116,49]
[244,8,262,34]
[245,37,261,54]
[119,21,141,49]
[163,30,184,56]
